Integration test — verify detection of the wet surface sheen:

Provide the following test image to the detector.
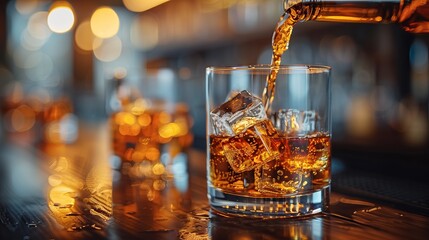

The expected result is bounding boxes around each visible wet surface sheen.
[0,123,428,240]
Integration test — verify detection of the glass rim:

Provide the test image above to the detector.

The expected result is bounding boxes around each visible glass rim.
[206,64,331,74]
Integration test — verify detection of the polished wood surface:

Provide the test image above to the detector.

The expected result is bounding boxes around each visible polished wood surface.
[1,122,428,240]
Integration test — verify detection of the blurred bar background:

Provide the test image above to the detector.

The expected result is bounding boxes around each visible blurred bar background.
[0,0,428,176]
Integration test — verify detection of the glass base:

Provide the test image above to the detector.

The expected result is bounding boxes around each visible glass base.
[208,185,330,218]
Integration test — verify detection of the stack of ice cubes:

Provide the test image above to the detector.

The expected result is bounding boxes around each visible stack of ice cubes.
[210,90,319,194]
[272,109,318,136]
[210,90,279,173]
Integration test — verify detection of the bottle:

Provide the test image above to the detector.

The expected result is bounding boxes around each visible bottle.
[283,0,429,33]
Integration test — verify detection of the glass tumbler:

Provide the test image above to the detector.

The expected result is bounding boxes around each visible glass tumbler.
[206,65,331,218]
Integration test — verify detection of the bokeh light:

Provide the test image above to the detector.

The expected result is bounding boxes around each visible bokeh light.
[27,11,51,40]
[93,36,122,62]
[48,174,63,187]
[90,7,120,39]
[50,156,69,173]
[138,113,151,126]
[20,29,46,51]
[27,88,52,112]
[8,105,36,132]
[158,111,171,124]
[131,14,159,50]
[15,0,40,15]
[146,147,160,161]
[49,185,75,207]
[130,99,147,115]
[152,162,165,175]
[75,20,95,51]
[123,0,170,12]
[159,122,180,138]
[47,2,75,33]
[24,52,54,81]
[153,179,166,191]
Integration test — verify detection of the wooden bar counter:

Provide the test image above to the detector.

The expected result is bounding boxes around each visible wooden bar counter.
[0,122,428,240]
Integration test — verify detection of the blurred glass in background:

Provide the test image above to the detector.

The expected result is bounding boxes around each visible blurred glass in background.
[108,68,193,180]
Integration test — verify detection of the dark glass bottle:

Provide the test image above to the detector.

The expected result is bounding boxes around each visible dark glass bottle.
[284,0,429,33]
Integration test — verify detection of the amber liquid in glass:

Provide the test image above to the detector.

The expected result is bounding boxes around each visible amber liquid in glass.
[209,132,331,197]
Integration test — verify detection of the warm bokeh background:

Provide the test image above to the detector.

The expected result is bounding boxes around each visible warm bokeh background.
[0,0,427,174]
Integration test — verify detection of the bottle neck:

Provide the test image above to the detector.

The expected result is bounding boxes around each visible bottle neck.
[284,0,405,24]
[284,0,321,22]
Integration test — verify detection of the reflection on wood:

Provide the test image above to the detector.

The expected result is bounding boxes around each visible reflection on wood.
[1,123,429,239]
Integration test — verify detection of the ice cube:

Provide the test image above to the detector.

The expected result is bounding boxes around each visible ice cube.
[305,133,330,172]
[257,159,303,194]
[210,90,267,136]
[210,90,279,173]
[209,135,243,190]
[272,109,317,135]
[257,134,330,194]
[272,109,300,134]
[222,120,279,173]
[256,137,303,194]
[301,111,317,132]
